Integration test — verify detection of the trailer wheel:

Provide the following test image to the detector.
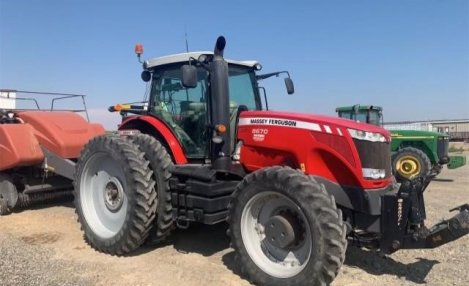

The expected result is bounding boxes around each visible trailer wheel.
[74,135,156,255]
[130,134,174,245]
[228,166,346,286]
[392,147,431,182]
[0,173,18,215]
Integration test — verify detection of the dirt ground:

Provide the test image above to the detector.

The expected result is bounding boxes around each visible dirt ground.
[1,154,468,286]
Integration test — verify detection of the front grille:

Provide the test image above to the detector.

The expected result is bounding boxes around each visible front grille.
[437,136,449,164]
[353,139,392,178]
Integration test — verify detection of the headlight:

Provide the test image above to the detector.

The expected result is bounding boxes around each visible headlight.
[348,128,386,142]
[362,168,386,179]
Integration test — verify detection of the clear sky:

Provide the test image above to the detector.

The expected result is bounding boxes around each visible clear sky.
[1,0,468,129]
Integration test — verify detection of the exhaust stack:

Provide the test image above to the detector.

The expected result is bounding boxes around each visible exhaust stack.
[209,36,232,172]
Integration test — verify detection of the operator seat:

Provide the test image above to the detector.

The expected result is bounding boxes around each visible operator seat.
[183,102,207,147]
[185,102,206,123]
[152,104,200,154]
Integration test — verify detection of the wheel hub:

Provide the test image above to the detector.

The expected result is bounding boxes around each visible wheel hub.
[264,209,306,249]
[265,215,296,248]
[104,179,124,212]
[397,156,421,178]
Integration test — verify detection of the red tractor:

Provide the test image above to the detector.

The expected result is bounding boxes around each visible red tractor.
[0,90,104,215]
[74,37,469,286]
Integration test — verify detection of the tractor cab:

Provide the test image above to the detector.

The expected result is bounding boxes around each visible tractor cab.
[336,104,383,126]
[145,53,262,158]
[113,50,294,163]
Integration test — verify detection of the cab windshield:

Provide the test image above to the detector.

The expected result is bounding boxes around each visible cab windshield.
[149,64,260,157]
[338,110,382,126]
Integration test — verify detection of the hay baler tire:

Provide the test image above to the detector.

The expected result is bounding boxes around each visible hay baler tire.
[74,135,156,255]
[0,198,9,215]
[0,173,18,216]
[130,134,174,246]
[228,166,346,286]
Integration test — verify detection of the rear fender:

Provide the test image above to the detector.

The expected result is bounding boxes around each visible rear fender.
[119,116,187,164]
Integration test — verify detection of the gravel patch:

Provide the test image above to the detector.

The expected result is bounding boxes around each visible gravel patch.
[0,233,93,286]
[0,150,467,285]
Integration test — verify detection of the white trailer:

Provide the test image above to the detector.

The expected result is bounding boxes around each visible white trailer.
[0,90,16,109]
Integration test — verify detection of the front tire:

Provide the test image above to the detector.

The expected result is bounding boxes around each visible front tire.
[228,166,346,286]
[392,147,431,182]
[74,135,156,255]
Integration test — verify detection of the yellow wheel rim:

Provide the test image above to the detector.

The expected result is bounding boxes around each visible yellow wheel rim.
[396,155,421,179]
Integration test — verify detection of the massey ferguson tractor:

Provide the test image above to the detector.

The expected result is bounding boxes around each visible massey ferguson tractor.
[74,37,469,286]
[0,90,104,215]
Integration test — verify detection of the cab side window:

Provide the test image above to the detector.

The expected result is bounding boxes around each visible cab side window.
[150,67,208,157]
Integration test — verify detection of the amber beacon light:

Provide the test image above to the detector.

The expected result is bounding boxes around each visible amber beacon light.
[135,43,144,62]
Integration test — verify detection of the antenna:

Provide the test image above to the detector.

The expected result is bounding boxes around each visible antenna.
[185,28,189,53]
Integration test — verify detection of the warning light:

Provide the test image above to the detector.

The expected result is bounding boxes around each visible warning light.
[135,43,144,56]
[135,43,144,63]
[113,104,131,112]
[215,124,227,134]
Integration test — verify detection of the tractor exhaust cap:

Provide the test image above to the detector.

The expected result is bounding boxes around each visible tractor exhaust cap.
[214,36,226,57]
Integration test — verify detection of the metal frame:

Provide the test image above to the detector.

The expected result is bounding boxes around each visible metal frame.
[0,89,89,121]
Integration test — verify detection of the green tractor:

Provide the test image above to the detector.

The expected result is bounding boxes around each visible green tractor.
[336,105,466,181]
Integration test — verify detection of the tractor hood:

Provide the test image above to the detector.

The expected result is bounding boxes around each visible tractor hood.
[389,129,448,139]
[240,110,391,140]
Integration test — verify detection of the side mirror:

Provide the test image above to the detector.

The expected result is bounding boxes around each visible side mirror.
[141,70,151,82]
[285,78,294,95]
[181,65,197,88]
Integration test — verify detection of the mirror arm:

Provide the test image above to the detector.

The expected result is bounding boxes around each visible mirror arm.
[189,57,210,71]
[256,71,290,81]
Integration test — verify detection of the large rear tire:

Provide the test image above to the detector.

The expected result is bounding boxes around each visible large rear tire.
[392,147,431,182]
[228,166,346,286]
[74,135,156,255]
[130,134,174,245]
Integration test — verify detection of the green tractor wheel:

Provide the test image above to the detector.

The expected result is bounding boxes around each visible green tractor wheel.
[392,147,432,182]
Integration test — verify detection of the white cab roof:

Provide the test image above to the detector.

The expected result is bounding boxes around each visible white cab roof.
[144,51,260,69]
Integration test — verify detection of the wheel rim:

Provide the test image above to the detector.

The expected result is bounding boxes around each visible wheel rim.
[80,152,128,239]
[240,191,312,278]
[396,155,421,178]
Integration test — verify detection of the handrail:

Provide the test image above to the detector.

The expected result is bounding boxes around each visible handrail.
[0,89,90,121]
